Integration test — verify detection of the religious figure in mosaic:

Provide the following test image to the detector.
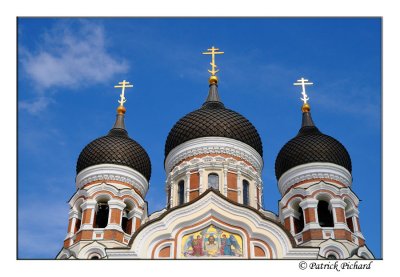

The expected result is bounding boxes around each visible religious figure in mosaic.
[192,235,203,256]
[182,225,243,258]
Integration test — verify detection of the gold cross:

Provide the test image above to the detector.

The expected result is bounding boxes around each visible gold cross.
[294,77,314,104]
[202,46,224,76]
[114,80,133,107]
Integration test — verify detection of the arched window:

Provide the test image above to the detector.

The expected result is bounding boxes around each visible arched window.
[327,254,337,260]
[242,180,250,205]
[317,200,334,227]
[178,180,185,205]
[294,206,304,233]
[208,173,219,190]
[75,218,81,233]
[94,202,109,228]
[122,200,134,234]
[121,209,129,233]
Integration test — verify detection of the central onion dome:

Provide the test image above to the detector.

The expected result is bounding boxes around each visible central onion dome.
[165,79,263,158]
[275,104,351,180]
[77,106,152,181]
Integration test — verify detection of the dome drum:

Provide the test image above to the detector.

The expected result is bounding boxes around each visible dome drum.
[277,162,352,196]
[75,163,150,197]
[165,136,263,174]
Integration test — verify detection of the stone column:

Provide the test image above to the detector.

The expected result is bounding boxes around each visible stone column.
[170,180,175,208]
[299,199,319,229]
[67,210,79,235]
[237,171,242,204]
[186,172,191,202]
[281,208,298,235]
[347,208,364,238]
[80,199,97,230]
[106,199,126,231]
[330,198,347,229]
[257,177,263,209]
[132,207,144,233]
[199,168,205,193]
[223,167,228,196]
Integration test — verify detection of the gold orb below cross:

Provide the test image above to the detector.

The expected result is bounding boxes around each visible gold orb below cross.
[209,75,218,85]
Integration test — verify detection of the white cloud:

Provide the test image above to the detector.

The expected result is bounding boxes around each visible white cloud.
[20,21,129,113]
[19,96,52,114]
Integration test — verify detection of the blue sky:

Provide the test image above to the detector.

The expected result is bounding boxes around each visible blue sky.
[17,18,381,259]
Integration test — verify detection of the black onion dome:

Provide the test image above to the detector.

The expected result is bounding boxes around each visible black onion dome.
[275,110,351,180]
[165,83,263,158]
[76,112,151,181]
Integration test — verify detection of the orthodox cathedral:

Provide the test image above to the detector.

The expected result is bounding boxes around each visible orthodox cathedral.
[56,47,374,259]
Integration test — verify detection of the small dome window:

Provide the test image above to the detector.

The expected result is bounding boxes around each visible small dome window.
[208,173,219,190]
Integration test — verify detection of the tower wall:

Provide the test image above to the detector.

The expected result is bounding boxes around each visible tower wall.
[58,164,149,259]
[165,137,263,209]
[278,162,367,258]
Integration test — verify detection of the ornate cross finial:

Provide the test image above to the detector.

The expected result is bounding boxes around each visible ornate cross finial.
[294,77,314,104]
[114,80,133,107]
[202,46,224,76]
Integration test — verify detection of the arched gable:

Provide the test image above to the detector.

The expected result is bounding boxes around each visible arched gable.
[107,190,319,259]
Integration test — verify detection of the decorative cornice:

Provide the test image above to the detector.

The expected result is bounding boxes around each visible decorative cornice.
[76,164,149,197]
[69,183,146,210]
[108,199,127,210]
[169,155,260,182]
[330,198,346,208]
[165,137,264,174]
[278,162,352,195]
[299,198,319,209]
[80,199,97,210]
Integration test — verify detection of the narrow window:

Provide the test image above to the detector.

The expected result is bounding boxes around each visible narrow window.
[317,201,334,227]
[74,219,81,233]
[122,209,129,233]
[242,180,250,205]
[208,173,219,190]
[294,207,304,233]
[346,217,354,233]
[178,180,185,205]
[94,202,109,228]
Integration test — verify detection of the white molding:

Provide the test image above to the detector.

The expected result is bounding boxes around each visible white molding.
[153,241,174,259]
[278,162,352,195]
[280,182,359,209]
[299,199,319,209]
[80,199,97,210]
[108,199,127,210]
[165,137,264,173]
[318,240,350,259]
[250,241,269,258]
[77,241,107,259]
[357,246,374,259]
[76,164,149,197]
[330,198,346,208]
[69,183,146,210]
[68,210,80,219]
